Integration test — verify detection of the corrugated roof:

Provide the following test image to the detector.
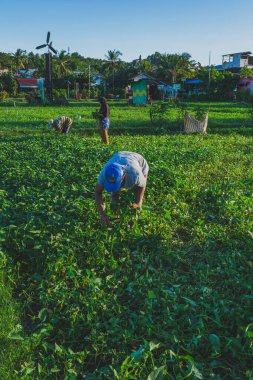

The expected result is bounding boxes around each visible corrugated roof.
[222,51,252,56]
[185,79,204,85]
[16,78,38,88]
[129,73,166,85]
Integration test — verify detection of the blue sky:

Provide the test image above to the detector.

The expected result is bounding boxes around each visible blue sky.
[1,0,253,66]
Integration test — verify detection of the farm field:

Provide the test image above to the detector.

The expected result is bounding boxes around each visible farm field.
[0,101,252,379]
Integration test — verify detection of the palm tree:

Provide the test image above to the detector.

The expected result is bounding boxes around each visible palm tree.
[12,49,27,71]
[104,49,122,92]
[54,50,72,78]
[157,53,196,83]
[133,55,154,75]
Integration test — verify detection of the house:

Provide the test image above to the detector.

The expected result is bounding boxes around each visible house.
[18,69,37,78]
[128,73,166,104]
[238,77,253,95]
[16,78,45,99]
[222,51,253,72]
[184,79,204,96]
[16,78,39,92]
[221,51,253,95]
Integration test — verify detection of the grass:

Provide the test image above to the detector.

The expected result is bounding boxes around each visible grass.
[0,101,252,379]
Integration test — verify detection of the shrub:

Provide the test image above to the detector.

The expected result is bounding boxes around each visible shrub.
[13,93,26,99]
[89,87,102,99]
[0,91,9,101]
[53,89,67,98]
[52,89,69,106]
[193,105,208,120]
[236,89,252,102]
[0,73,17,95]
[150,101,187,130]
[25,93,42,105]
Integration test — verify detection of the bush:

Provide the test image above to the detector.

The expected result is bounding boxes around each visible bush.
[13,93,26,99]
[89,87,102,99]
[0,91,9,101]
[237,89,252,103]
[52,89,69,106]
[53,89,67,98]
[150,101,187,130]
[193,105,208,120]
[0,73,17,95]
[25,93,42,105]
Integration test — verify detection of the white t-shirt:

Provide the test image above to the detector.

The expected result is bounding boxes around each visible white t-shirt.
[98,151,149,189]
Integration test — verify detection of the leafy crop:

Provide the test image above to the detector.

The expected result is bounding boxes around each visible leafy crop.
[0,101,252,379]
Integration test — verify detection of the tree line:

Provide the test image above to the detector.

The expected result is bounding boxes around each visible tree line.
[0,49,252,99]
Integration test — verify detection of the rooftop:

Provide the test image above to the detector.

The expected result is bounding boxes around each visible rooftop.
[222,51,252,57]
[16,78,38,88]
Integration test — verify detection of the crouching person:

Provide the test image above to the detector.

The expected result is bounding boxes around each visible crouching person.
[95,151,149,226]
[49,116,73,134]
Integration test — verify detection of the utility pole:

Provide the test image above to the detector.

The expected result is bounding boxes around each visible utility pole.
[67,81,70,98]
[208,51,211,95]
[88,65,91,98]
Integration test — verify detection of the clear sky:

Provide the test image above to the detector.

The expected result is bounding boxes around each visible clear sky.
[1,0,253,66]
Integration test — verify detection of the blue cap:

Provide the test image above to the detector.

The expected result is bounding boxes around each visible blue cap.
[104,163,123,192]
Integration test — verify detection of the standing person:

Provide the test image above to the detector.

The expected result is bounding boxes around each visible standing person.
[49,116,73,134]
[95,151,149,226]
[98,97,110,144]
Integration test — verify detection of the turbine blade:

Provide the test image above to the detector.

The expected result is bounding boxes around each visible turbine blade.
[49,45,57,54]
[36,44,47,49]
[47,31,50,43]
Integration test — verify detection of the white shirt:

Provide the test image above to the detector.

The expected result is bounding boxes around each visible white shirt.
[98,151,149,189]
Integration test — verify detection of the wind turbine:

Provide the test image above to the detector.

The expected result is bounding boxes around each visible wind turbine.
[36,32,58,99]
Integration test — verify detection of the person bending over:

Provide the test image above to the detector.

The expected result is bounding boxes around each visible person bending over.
[49,116,73,134]
[95,151,149,226]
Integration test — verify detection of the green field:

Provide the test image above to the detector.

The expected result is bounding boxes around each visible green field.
[0,101,252,379]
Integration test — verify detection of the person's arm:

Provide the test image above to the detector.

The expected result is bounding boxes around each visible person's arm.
[99,104,109,118]
[97,105,104,119]
[95,183,110,226]
[54,118,61,132]
[131,186,146,209]
[131,174,147,209]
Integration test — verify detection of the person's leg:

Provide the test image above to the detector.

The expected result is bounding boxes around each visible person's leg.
[101,118,110,144]
[65,126,71,134]
[99,125,104,142]
[104,129,109,144]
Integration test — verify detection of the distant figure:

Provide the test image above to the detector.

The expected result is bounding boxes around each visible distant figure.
[95,151,149,226]
[98,97,110,144]
[147,94,152,104]
[49,116,73,134]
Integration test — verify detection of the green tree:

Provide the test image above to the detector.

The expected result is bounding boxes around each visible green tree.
[53,50,72,78]
[198,67,237,98]
[132,55,154,75]
[146,51,162,66]
[12,49,27,71]
[0,52,13,69]
[104,49,123,92]
[157,53,196,83]
[239,67,253,78]
[0,73,18,95]
[27,52,44,72]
